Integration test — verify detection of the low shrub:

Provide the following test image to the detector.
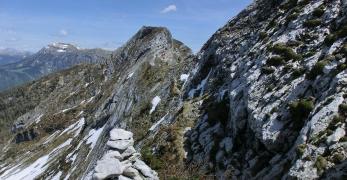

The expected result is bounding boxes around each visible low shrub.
[296,144,307,156]
[338,103,347,116]
[267,56,285,66]
[289,98,314,122]
[306,61,327,80]
[312,7,325,17]
[324,34,337,46]
[341,44,347,55]
[292,68,306,79]
[262,66,275,74]
[272,43,302,61]
[315,156,328,173]
[336,25,347,38]
[259,32,268,40]
[287,13,299,22]
[141,146,164,170]
[298,0,310,6]
[281,0,298,10]
[303,19,322,28]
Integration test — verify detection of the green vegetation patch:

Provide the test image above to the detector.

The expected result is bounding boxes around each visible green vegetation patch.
[296,144,307,156]
[312,6,325,17]
[338,103,347,116]
[289,98,314,122]
[267,56,285,67]
[303,19,322,28]
[271,43,302,61]
[262,66,276,75]
[315,156,328,173]
[306,61,327,80]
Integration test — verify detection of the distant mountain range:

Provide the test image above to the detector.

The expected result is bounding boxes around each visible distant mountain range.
[0,48,31,65]
[0,0,347,179]
[0,43,112,91]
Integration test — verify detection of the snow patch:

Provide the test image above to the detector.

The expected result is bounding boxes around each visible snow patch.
[35,114,44,124]
[56,49,66,53]
[149,96,161,114]
[60,118,85,138]
[149,114,168,131]
[127,72,134,79]
[180,74,189,82]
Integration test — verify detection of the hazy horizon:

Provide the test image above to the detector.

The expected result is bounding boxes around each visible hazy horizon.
[0,0,252,53]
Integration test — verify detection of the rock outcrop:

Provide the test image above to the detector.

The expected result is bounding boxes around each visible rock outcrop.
[93,128,158,180]
[0,0,347,179]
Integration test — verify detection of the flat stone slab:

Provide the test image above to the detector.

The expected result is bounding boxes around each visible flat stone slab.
[110,128,133,141]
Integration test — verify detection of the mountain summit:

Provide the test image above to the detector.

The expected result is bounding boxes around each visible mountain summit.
[0,0,347,179]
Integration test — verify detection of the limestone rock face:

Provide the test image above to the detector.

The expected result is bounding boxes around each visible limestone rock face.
[1,0,347,179]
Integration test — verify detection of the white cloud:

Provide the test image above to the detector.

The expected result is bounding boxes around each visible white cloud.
[161,4,177,14]
[59,29,68,36]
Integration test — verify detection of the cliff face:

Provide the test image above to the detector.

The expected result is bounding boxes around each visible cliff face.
[181,0,347,179]
[1,0,347,179]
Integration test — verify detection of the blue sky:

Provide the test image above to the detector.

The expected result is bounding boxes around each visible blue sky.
[0,0,252,52]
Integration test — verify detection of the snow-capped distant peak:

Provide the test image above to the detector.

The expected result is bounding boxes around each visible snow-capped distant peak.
[46,43,77,52]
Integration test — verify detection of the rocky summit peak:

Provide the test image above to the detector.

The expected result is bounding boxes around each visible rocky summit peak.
[1,0,347,180]
[128,26,173,48]
[45,42,78,53]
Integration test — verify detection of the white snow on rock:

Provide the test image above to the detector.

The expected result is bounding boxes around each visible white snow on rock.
[0,139,72,180]
[188,70,212,98]
[34,114,44,123]
[85,126,105,150]
[60,117,85,138]
[110,128,133,141]
[149,96,161,114]
[0,154,50,180]
[56,49,66,53]
[180,74,189,82]
[149,114,168,131]
[127,72,134,79]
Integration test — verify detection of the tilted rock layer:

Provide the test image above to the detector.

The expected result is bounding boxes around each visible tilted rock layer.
[0,0,347,179]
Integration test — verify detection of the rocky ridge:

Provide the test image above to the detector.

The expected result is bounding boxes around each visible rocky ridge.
[0,0,347,179]
[0,26,195,180]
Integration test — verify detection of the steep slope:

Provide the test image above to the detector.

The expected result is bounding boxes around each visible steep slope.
[0,43,111,91]
[1,0,347,179]
[0,26,195,179]
[175,0,347,179]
